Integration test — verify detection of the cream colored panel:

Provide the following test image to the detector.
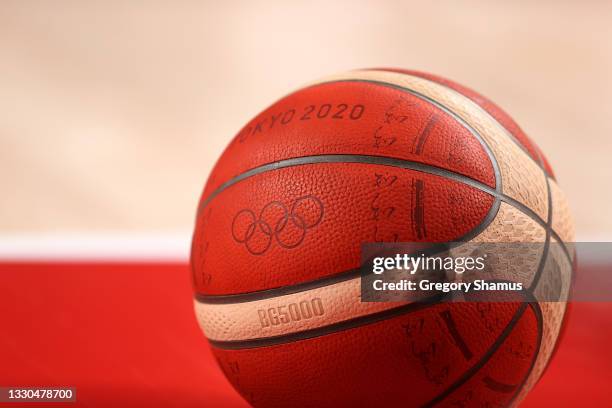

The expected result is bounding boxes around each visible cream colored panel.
[471,202,546,244]
[549,178,575,245]
[457,202,546,288]
[195,277,407,342]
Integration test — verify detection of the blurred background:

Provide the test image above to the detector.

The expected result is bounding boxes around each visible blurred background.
[1,1,611,257]
[1,3,611,406]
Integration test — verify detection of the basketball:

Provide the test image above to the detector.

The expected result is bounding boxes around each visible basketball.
[191,69,575,407]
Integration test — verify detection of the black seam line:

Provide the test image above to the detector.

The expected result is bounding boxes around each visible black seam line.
[197,73,506,218]
[196,161,566,264]
[423,239,548,406]
[194,155,502,306]
[422,302,529,408]
[322,80,571,255]
[511,150,551,405]
[319,79,559,242]
[194,74,506,295]
[195,240,493,305]
[421,179,551,408]
[528,234,551,294]
[195,81,568,303]
[207,293,446,350]
[509,302,544,406]
[528,151,554,292]
[195,184,566,307]
[195,175,567,306]
[359,75,558,252]
[194,239,496,305]
[194,153,504,301]
[196,154,543,237]
[308,78,502,195]
[335,74,553,180]
[328,78,563,254]
[194,195,500,305]
[423,284,538,407]
[195,268,361,304]
[196,156,497,218]
[195,154,570,265]
[499,196,568,264]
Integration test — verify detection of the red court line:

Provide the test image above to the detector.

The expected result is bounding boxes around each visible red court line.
[0,262,609,407]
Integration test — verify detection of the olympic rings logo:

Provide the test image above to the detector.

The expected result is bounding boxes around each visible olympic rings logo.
[231,195,324,255]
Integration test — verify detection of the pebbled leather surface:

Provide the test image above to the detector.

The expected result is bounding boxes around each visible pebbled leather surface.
[192,164,494,295]
[468,202,546,289]
[211,302,536,408]
[194,276,408,342]
[191,69,575,408]
[309,70,550,221]
[380,68,556,179]
[199,80,496,203]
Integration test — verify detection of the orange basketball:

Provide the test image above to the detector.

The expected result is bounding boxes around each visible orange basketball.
[191,69,575,407]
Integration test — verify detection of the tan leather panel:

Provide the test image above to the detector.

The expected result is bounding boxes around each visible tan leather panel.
[461,202,546,288]
[309,70,549,221]
[549,178,575,245]
[471,202,546,244]
[194,277,407,342]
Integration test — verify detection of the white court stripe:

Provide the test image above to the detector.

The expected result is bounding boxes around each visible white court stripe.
[0,233,191,261]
